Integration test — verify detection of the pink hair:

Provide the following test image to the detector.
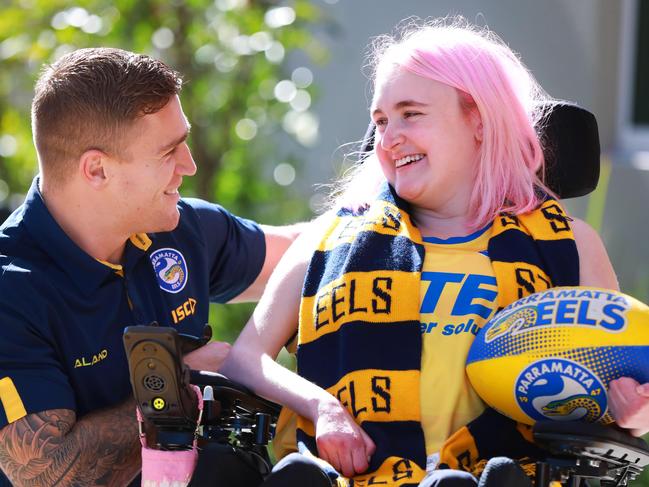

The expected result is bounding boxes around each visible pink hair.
[336,18,555,229]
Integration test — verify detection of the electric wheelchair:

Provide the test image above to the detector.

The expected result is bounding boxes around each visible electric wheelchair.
[124,104,649,487]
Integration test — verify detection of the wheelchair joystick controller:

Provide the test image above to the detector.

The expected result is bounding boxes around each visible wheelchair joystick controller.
[123,323,282,485]
[123,325,199,450]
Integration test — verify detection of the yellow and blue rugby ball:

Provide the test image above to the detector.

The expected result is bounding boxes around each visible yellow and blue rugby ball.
[466,287,649,425]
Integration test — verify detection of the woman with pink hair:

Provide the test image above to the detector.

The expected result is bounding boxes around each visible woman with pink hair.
[222,18,646,487]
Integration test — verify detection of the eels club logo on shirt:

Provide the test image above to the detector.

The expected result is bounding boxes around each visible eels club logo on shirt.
[150,248,188,293]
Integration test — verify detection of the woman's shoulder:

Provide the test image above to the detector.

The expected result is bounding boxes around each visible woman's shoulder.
[570,217,619,290]
[570,216,596,240]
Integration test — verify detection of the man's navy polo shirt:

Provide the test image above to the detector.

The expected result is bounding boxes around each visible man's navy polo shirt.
[0,177,265,430]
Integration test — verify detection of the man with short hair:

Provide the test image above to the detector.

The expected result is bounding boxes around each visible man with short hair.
[0,47,301,486]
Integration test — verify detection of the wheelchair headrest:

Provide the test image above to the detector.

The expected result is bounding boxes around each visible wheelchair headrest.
[540,103,600,198]
[360,103,600,199]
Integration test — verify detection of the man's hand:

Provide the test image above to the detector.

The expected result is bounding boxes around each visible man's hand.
[183,340,231,372]
[314,397,376,478]
[609,377,649,436]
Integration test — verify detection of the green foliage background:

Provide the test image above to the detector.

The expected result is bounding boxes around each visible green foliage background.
[0,0,330,343]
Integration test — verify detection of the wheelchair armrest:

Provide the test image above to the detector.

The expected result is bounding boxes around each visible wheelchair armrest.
[533,420,649,470]
[190,370,282,417]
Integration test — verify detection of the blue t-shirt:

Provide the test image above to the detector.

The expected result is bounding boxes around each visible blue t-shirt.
[0,177,265,484]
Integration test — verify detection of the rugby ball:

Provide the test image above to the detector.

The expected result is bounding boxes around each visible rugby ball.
[466,287,649,425]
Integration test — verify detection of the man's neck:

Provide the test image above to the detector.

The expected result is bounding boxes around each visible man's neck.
[40,182,128,265]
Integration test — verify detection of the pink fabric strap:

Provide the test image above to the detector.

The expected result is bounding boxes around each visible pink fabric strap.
[137,385,204,487]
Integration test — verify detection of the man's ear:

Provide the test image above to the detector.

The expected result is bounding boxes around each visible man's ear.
[79,149,109,188]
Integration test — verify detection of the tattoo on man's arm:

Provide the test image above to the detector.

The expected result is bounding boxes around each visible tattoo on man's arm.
[0,401,141,486]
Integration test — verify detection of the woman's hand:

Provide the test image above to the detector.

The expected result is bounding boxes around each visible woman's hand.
[314,397,376,478]
[609,377,649,436]
[184,341,231,372]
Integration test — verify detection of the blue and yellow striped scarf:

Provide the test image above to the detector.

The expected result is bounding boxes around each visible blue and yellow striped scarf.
[295,182,578,485]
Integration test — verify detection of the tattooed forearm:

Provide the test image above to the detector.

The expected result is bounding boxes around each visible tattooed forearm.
[0,400,141,486]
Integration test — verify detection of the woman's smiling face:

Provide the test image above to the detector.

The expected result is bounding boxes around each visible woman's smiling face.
[371,66,482,215]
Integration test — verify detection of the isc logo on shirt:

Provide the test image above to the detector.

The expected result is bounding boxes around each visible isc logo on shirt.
[150,248,188,293]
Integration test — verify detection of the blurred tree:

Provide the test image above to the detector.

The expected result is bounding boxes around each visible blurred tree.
[0,0,331,341]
